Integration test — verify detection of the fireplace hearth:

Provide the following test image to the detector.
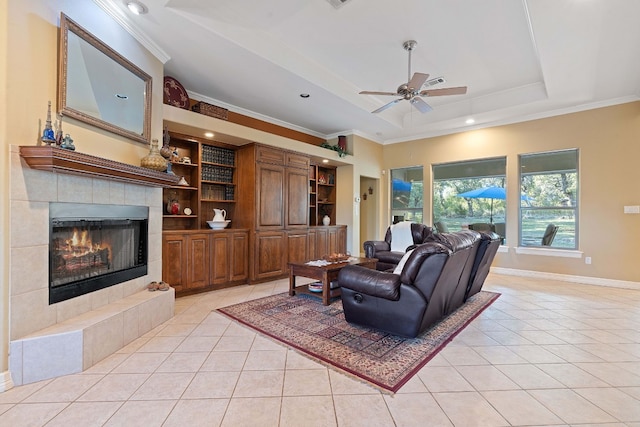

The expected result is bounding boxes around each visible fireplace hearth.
[49,203,148,304]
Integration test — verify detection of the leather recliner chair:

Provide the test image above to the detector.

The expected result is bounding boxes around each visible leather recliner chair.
[363,223,432,271]
[340,230,481,338]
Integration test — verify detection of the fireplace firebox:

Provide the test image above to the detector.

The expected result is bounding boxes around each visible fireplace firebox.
[49,203,148,304]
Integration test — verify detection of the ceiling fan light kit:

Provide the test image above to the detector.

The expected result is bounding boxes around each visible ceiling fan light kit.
[360,40,467,114]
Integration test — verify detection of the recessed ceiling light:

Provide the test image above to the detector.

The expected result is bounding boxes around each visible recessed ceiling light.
[465,118,475,125]
[125,1,148,15]
[300,93,310,98]
[322,159,329,164]
[204,132,214,138]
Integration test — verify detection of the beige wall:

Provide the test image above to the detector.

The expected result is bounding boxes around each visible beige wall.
[1,0,165,389]
[336,135,384,253]
[359,176,378,254]
[5,1,164,160]
[382,102,640,283]
[1,0,10,388]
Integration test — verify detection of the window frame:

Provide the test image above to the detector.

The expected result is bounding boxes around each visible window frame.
[390,166,424,225]
[518,149,579,249]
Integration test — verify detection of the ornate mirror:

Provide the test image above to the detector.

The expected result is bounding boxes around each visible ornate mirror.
[58,13,152,144]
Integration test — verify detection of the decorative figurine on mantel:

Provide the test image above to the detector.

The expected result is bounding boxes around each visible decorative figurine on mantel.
[140,139,168,171]
[54,113,64,146]
[40,101,56,145]
[60,133,75,151]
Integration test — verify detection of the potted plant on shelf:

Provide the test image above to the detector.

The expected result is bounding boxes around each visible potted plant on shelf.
[320,141,347,158]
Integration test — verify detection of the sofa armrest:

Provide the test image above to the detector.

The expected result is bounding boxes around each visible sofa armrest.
[363,240,391,258]
[338,265,401,301]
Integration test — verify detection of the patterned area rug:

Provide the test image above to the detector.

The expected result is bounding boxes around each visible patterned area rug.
[217,290,500,393]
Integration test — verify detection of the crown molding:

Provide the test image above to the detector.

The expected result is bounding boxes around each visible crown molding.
[92,0,171,64]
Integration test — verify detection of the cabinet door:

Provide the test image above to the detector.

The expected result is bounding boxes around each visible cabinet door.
[328,227,338,255]
[209,233,229,285]
[337,226,347,254]
[287,231,308,264]
[315,227,328,258]
[230,231,249,282]
[286,152,310,170]
[186,234,209,289]
[308,229,317,261]
[256,163,285,228]
[286,167,309,228]
[162,234,187,290]
[256,145,285,165]
[253,231,287,280]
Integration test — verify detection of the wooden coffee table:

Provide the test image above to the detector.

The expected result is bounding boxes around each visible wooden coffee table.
[288,257,377,305]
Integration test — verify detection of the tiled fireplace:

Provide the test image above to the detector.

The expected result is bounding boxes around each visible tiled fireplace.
[8,145,174,386]
[49,202,149,304]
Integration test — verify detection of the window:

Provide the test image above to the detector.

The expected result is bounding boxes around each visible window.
[519,149,578,248]
[432,157,507,241]
[390,167,423,224]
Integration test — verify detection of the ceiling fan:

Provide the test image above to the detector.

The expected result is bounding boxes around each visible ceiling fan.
[359,40,468,114]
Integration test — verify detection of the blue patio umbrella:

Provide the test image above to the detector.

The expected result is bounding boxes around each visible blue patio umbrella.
[392,179,412,207]
[392,178,412,192]
[457,186,530,223]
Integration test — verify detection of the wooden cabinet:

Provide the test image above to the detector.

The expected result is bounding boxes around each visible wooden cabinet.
[237,144,312,282]
[310,225,346,259]
[229,231,249,282]
[315,227,328,257]
[162,234,187,289]
[209,233,229,285]
[287,167,309,228]
[308,228,317,261]
[164,139,347,287]
[162,229,248,295]
[253,231,287,280]
[186,233,209,289]
[287,230,309,264]
[256,163,285,228]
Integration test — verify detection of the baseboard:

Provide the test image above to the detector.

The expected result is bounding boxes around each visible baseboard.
[492,267,640,290]
[0,371,14,393]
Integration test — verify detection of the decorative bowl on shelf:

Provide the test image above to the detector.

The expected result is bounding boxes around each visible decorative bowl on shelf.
[323,253,350,262]
[207,220,231,229]
[308,282,323,293]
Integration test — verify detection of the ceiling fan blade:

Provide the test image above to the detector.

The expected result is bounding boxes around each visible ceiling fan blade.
[359,90,399,96]
[410,97,433,113]
[420,86,468,97]
[407,72,429,91]
[372,98,403,113]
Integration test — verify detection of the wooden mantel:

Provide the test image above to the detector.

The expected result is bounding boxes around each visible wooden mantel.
[20,146,181,187]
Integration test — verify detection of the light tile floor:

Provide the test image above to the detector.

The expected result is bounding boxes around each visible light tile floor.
[1,273,640,426]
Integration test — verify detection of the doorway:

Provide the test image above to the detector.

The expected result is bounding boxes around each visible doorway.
[359,176,379,255]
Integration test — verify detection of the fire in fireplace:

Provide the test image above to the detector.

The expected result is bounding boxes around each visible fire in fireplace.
[49,203,148,304]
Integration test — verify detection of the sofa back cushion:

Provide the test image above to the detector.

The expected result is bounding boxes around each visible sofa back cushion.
[465,231,501,300]
[392,248,415,275]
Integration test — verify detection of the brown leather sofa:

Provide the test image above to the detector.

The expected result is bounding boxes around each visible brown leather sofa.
[339,230,500,338]
[363,223,433,271]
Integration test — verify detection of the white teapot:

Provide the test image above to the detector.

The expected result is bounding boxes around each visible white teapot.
[212,208,227,221]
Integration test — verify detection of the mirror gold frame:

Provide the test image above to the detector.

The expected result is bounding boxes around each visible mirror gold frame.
[58,13,152,144]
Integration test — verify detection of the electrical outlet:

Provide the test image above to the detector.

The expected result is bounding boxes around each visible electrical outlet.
[624,205,640,214]
[585,256,592,265]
